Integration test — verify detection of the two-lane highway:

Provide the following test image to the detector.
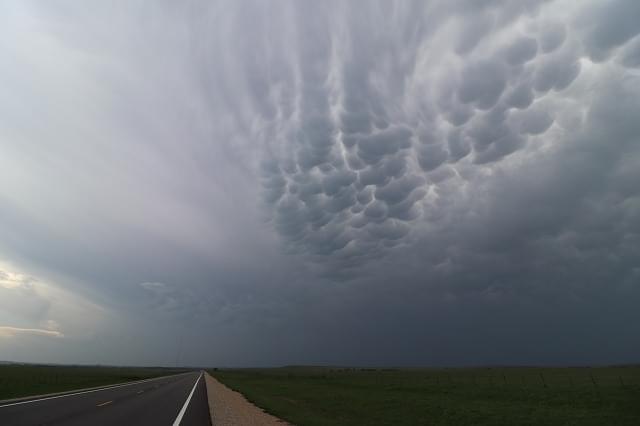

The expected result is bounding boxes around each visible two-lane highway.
[0,371,211,426]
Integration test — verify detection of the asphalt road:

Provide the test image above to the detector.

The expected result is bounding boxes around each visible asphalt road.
[0,371,211,426]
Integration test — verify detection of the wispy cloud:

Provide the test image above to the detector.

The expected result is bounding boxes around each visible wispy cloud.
[0,326,64,339]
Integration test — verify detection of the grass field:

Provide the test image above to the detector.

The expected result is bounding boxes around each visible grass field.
[211,366,640,426]
[0,364,186,401]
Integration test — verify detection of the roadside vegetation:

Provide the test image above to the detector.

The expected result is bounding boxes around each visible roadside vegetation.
[0,364,185,400]
[211,366,640,426]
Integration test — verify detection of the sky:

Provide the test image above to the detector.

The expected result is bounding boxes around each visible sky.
[0,0,639,367]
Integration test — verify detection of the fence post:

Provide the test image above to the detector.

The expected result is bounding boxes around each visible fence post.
[589,371,601,401]
[540,372,547,388]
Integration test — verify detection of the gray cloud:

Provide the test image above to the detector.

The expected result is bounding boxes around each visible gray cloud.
[618,36,640,67]
[539,22,567,53]
[458,60,508,110]
[580,0,640,61]
[504,37,538,66]
[0,0,638,367]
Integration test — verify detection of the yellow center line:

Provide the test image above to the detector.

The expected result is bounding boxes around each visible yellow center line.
[97,400,113,407]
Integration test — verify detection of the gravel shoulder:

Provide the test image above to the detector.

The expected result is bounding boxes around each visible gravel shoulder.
[204,372,289,426]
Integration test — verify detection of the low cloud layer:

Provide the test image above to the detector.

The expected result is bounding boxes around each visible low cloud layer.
[0,0,639,367]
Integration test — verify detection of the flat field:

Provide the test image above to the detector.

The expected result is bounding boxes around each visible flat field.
[211,366,640,426]
[0,364,185,400]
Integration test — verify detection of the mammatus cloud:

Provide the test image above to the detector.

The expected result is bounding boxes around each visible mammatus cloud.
[0,0,638,366]
[254,0,639,270]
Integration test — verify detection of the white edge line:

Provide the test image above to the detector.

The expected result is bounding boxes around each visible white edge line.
[172,371,202,426]
[0,372,191,408]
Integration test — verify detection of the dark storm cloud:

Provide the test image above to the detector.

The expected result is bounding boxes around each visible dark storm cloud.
[458,60,508,110]
[503,37,538,66]
[0,0,639,367]
[618,36,640,68]
[579,0,640,61]
[241,0,640,364]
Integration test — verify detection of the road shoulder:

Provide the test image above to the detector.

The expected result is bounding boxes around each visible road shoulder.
[204,372,289,426]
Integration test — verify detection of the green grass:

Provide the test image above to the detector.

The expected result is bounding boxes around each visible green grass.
[0,364,186,400]
[210,366,640,426]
